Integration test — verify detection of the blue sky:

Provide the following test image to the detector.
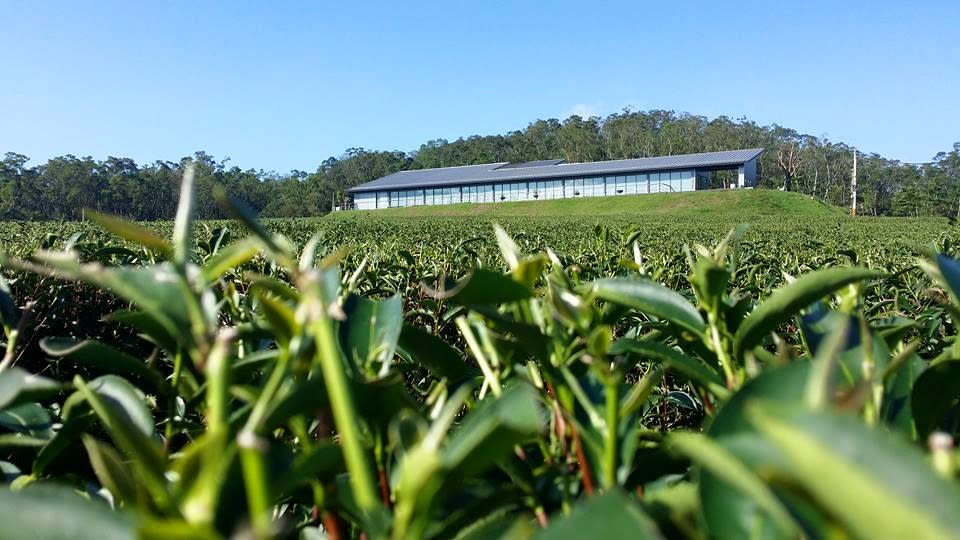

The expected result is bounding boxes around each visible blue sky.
[2,1,958,172]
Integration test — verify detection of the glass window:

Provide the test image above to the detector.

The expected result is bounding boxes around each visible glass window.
[519,182,530,200]
[542,180,555,199]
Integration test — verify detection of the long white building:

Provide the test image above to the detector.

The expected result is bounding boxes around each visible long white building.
[347,148,763,210]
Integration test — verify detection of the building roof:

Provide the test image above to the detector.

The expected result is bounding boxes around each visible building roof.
[347,148,764,193]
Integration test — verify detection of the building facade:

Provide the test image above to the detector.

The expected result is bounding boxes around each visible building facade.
[347,148,763,210]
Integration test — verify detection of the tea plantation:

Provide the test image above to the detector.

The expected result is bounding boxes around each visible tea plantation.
[1,182,959,539]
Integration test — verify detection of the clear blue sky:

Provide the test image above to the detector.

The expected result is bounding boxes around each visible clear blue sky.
[2,1,958,172]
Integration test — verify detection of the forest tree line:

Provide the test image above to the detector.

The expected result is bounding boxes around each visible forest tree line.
[2,109,958,220]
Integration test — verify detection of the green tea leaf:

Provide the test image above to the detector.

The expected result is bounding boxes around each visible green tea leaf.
[610,339,728,398]
[73,376,168,506]
[340,293,403,372]
[584,277,705,336]
[138,518,219,540]
[0,272,19,329]
[734,266,883,358]
[700,361,810,540]
[749,403,960,539]
[397,324,478,386]
[0,367,65,410]
[443,384,543,476]
[665,431,797,535]
[40,337,169,396]
[0,484,135,540]
[911,358,960,439]
[933,253,960,300]
[429,269,533,306]
[536,489,662,539]
[82,435,140,507]
[105,310,178,353]
[27,253,195,344]
[274,441,345,496]
[88,210,173,257]
[201,237,260,282]
[254,291,298,345]
[0,402,53,439]
[33,413,96,476]
[213,185,289,262]
[173,165,195,266]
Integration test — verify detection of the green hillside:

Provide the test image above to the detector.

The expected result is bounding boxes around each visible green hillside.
[331,189,844,219]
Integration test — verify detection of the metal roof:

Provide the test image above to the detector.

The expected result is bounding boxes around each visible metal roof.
[495,158,566,170]
[347,148,764,193]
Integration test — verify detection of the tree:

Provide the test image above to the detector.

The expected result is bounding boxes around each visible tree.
[0,111,957,220]
[776,141,803,192]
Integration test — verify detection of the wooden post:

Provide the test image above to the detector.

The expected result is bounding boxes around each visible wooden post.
[851,148,858,217]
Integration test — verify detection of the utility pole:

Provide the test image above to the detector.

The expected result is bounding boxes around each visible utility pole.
[851,148,858,217]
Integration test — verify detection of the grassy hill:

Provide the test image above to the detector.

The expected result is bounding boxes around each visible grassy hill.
[330,189,844,219]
